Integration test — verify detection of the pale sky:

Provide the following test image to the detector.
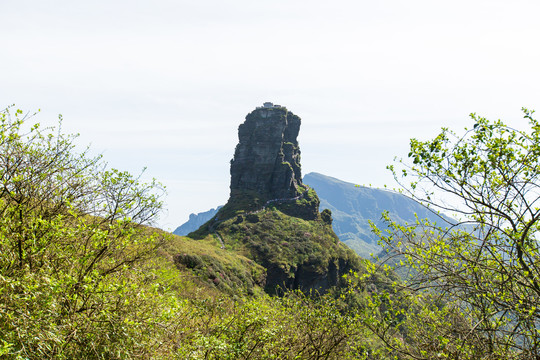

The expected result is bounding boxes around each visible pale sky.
[2,0,540,230]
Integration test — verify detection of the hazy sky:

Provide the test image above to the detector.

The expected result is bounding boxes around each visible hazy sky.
[2,0,540,230]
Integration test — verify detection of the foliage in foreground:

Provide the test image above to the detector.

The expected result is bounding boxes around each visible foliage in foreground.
[368,108,540,359]
[5,106,540,359]
[0,108,178,358]
[0,107,386,359]
[170,290,380,360]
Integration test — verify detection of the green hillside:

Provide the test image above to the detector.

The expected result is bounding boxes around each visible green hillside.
[0,107,393,359]
[303,172,453,258]
[175,172,453,259]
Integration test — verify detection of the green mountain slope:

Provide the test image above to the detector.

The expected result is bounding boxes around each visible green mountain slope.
[189,188,365,295]
[303,172,452,258]
[174,172,452,259]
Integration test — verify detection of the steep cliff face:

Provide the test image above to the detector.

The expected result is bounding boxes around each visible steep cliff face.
[223,106,304,216]
[230,106,302,200]
[191,103,319,226]
[189,103,363,295]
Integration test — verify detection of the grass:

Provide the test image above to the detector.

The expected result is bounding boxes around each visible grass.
[212,208,364,294]
[159,233,267,296]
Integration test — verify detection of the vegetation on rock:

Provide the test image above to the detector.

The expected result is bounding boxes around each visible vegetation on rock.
[212,206,362,294]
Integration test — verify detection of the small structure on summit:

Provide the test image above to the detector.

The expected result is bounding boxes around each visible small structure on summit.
[257,102,284,109]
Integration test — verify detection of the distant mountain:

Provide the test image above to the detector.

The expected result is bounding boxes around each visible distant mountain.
[302,172,452,258]
[174,172,451,258]
[173,206,222,236]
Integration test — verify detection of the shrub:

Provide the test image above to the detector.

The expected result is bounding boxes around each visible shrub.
[0,107,180,358]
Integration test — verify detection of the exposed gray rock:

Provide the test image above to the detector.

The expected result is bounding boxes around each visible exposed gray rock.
[229,106,303,202]
[216,104,314,219]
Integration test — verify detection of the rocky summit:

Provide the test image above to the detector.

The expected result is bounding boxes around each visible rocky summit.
[189,103,363,295]
[231,103,302,199]
[218,102,318,219]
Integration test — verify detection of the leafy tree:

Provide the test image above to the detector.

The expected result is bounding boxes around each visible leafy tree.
[370,108,540,359]
[0,107,180,358]
[173,290,377,360]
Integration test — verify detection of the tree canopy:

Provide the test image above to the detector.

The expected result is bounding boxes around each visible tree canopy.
[371,108,540,359]
[0,107,175,358]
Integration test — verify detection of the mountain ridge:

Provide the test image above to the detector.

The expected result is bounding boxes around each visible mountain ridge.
[186,104,364,294]
[175,172,453,258]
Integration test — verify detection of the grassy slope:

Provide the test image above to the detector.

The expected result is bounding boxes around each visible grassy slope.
[159,233,267,296]
[304,172,453,258]
[215,208,364,292]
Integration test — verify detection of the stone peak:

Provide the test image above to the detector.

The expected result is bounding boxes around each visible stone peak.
[223,105,304,214]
